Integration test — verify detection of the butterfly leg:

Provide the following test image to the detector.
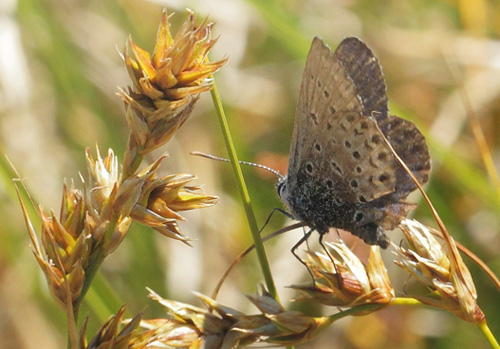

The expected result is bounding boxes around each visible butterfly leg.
[291,228,318,283]
[318,232,343,289]
[259,207,294,234]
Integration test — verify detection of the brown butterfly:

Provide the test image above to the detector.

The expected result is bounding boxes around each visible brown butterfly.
[277,37,430,250]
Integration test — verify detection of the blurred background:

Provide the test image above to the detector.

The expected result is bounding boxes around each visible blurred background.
[0,0,499,347]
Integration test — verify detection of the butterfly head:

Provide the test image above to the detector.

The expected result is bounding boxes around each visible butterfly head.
[276,175,294,210]
[277,175,296,213]
[276,176,287,198]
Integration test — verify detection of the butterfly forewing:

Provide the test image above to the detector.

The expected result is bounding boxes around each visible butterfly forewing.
[287,37,397,204]
[288,38,363,188]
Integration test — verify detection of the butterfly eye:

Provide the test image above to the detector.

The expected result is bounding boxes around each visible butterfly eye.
[276,179,286,197]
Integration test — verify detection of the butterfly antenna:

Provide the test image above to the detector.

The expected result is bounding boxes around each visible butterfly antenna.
[191,151,285,179]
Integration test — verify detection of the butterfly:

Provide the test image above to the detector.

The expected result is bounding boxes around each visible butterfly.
[277,37,431,251]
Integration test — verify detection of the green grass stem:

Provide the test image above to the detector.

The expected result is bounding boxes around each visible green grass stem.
[209,80,278,300]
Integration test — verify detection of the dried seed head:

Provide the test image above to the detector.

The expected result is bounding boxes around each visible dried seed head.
[84,289,332,347]
[395,219,484,322]
[83,147,134,254]
[291,242,394,309]
[84,147,120,215]
[22,182,89,308]
[120,8,227,160]
[130,157,218,245]
[84,306,143,348]
[127,288,331,348]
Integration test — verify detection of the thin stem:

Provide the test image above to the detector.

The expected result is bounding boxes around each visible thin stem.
[212,222,306,300]
[73,215,118,321]
[393,297,499,348]
[327,303,384,323]
[73,249,106,321]
[390,297,424,306]
[122,136,144,180]
[326,298,424,323]
[477,321,500,349]
[209,80,278,300]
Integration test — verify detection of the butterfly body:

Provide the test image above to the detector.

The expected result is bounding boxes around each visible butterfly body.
[278,37,430,248]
